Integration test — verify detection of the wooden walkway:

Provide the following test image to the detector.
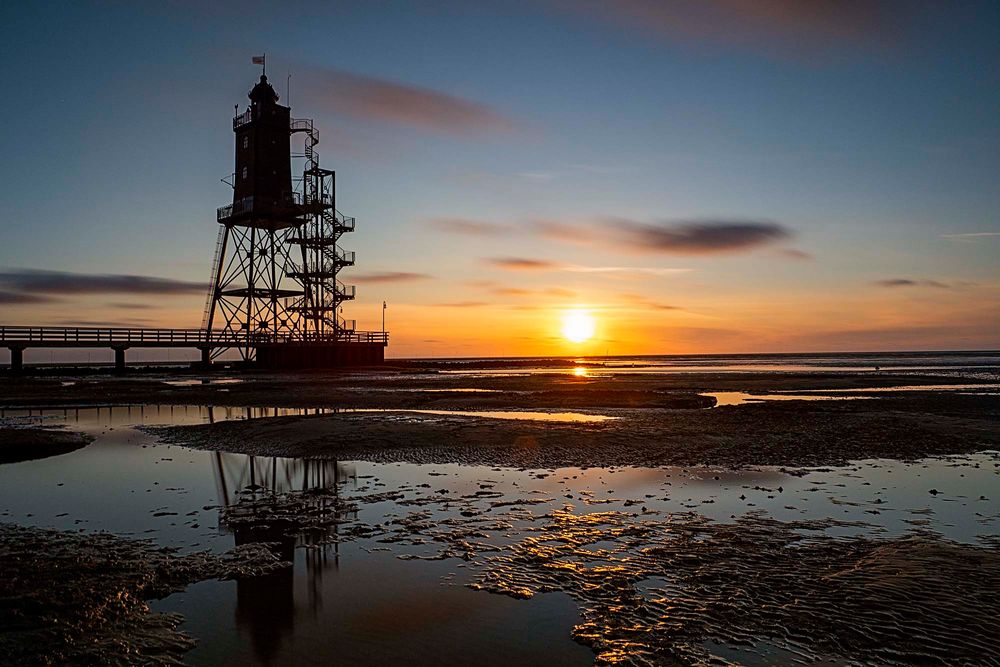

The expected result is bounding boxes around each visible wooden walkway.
[0,326,388,371]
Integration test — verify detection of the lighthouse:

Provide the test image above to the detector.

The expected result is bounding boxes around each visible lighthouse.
[231,75,295,223]
[204,71,386,367]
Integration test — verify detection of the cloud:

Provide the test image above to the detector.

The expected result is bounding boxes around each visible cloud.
[490,286,576,298]
[617,293,680,311]
[564,265,691,277]
[780,323,997,350]
[483,257,563,271]
[351,272,432,284]
[614,219,792,254]
[303,67,515,135]
[0,269,203,295]
[518,171,557,181]
[0,290,56,304]
[52,318,155,327]
[940,232,1000,242]
[872,278,956,289]
[493,287,534,297]
[556,0,897,56]
[107,302,156,309]
[429,218,507,236]
[775,248,814,260]
[481,254,690,278]
[432,301,490,308]
[537,218,791,255]
[533,220,586,243]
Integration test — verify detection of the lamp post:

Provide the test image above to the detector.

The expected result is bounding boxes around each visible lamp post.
[382,301,387,339]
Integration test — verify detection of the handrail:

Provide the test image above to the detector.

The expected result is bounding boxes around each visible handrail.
[233,109,253,129]
[0,326,387,346]
[217,192,320,221]
[217,195,254,221]
[0,326,212,344]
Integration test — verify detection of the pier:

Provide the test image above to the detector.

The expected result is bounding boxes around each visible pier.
[1,71,389,372]
[0,326,387,372]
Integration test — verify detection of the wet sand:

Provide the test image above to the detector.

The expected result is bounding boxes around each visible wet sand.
[144,392,999,469]
[0,428,92,464]
[0,366,992,410]
[206,469,1000,665]
[0,523,288,666]
[1,365,998,664]
[3,368,998,468]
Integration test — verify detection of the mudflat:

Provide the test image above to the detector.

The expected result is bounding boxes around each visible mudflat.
[0,523,288,666]
[2,364,998,665]
[0,428,92,464]
[3,367,998,468]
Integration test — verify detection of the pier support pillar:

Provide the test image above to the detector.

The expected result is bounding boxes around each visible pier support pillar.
[199,347,212,367]
[8,346,24,374]
[112,346,128,373]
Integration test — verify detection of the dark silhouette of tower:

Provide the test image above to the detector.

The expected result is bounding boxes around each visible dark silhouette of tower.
[0,68,386,371]
[204,72,384,366]
[233,76,294,216]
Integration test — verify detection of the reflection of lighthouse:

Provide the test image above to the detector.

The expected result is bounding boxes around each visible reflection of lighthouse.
[212,452,357,662]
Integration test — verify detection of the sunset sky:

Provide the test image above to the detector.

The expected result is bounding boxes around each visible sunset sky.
[1,1,998,358]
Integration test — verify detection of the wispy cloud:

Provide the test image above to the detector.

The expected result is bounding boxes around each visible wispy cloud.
[54,318,154,327]
[563,265,690,276]
[491,286,576,298]
[567,163,630,175]
[107,302,156,309]
[303,67,516,135]
[940,232,1000,242]
[0,269,203,295]
[614,218,791,254]
[774,248,814,260]
[617,292,680,311]
[780,323,997,350]
[517,171,557,181]
[0,289,56,305]
[556,0,897,56]
[481,256,690,277]
[351,271,432,283]
[533,220,586,243]
[483,257,562,271]
[431,301,490,308]
[536,218,792,255]
[493,287,535,297]
[429,218,507,236]
[872,278,960,290]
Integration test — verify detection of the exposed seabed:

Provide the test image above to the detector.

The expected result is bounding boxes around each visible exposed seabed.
[1,363,998,665]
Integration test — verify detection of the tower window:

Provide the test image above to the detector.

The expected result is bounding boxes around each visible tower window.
[242,136,249,149]
[242,167,248,180]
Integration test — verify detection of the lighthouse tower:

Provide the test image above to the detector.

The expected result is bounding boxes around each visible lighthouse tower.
[204,72,376,365]
[232,75,295,218]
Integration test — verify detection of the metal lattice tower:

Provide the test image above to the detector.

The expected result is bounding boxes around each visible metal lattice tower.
[205,74,358,360]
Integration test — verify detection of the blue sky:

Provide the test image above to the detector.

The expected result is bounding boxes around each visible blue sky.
[1,1,998,356]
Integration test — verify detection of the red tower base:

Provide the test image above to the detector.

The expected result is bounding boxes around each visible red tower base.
[254,342,385,369]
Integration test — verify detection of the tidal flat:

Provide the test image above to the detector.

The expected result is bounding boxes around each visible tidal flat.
[1,358,999,665]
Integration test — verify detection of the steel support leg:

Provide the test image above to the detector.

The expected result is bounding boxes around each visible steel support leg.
[113,347,128,373]
[8,347,24,374]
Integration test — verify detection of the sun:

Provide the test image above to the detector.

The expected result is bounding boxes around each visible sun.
[561,309,596,344]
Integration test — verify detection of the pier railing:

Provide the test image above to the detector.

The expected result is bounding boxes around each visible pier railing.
[0,326,387,348]
[0,326,212,345]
